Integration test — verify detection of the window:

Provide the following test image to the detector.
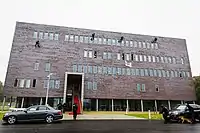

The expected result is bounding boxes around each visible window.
[54,34,59,40]
[182,71,186,77]
[117,68,122,75]
[93,82,97,90]
[174,71,178,77]
[168,57,172,63]
[45,63,51,71]
[186,72,190,77]
[148,56,151,62]
[138,42,142,48]
[155,85,159,92]
[89,51,93,58]
[172,57,176,64]
[80,36,84,43]
[140,69,144,76]
[142,84,146,92]
[84,37,89,43]
[98,66,102,74]
[84,50,88,57]
[103,67,107,74]
[137,84,141,92]
[122,68,126,75]
[112,39,116,45]
[19,79,25,88]
[162,70,166,77]
[25,79,31,88]
[78,65,82,72]
[131,54,134,61]
[107,52,112,59]
[126,54,130,61]
[171,71,174,77]
[34,63,39,70]
[121,41,125,46]
[49,80,55,89]
[164,57,168,63]
[179,72,182,77]
[38,106,48,110]
[112,67,117,75]
[156,56,160,62]
[108,39,112,45]
[161,57,164,63]
[49,33,54,40]
[93,66,97,74]
[14,79,18,87]
[166,70,170,77]
[84,65,87,73]
[143,55,147,62]
[103,52,107,59]
[122,53,125,60]
[152,56,156,62]
[27,106,37,111]
[149,69,153,76]
[73,65,77,72]
[127,68,131,75]
[94,38,98,44]
[33,79,36,87]
[117,53,121,60]
[144,69,148,76]
[136,69,140,76]
[88,66,93,73]
[98,38,102,44]
[151,43,154,49]
[103,38,107,44]
[88,82,93,90]
[65,35,69,41]
[55,80,60,89]
[69,35,74,42]
[147,43,150,49]
[126,41,129,47]
[158,70,162,77]
[94,51,97,58]
[33,32,38,38]
[135,54,138,61]
[139,55,143,62]
[44,33,48,39]
[130,69,135,76]
[154,43,158,49]
[142,42,146,48]
[39,32,43,39]
[153,69,157,77]
[134,41,137,47]
[75,36,79,42]
[108,67,112,75]
[44,80,48,88]
[181,58,184,64]
[130,41,133,47]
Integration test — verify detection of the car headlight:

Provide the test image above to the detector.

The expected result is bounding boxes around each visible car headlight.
[173,111,179,115]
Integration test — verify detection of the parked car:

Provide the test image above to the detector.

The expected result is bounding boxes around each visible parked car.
[2,105,63,124]
[168,104,200,122]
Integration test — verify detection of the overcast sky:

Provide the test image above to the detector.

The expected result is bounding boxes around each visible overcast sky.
[0,0,199,83]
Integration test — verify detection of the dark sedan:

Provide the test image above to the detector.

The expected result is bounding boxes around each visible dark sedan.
[2,105,63,124]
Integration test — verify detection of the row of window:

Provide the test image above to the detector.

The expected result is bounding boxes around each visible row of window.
[136,84,159,92]
[72,65,191,78]
[33,32,59,41]
[43,80,60,89]
[64,34,159,49]
[87,81,97,90]
[83,50,185,64]
[34,62,51,71]
[14,79,36,88]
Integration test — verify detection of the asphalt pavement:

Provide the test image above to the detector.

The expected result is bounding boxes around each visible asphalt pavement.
[1,120,200,133]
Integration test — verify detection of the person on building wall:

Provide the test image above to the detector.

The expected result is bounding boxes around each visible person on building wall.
[73,103,78,120]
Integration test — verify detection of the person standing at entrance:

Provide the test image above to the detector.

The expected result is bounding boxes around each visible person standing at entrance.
[73,103,78,120]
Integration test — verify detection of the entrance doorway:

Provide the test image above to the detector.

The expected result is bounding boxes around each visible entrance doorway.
[63,72,84,114]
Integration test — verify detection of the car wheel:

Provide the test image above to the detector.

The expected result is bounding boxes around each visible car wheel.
[7,116,17,125]
[45,115,54,124]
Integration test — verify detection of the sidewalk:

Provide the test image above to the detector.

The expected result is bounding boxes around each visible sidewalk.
[62,113,146,120]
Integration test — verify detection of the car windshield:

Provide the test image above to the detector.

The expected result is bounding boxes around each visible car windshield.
[176,105,186,110]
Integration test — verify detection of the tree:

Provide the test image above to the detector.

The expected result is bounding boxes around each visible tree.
[193,76,200,104]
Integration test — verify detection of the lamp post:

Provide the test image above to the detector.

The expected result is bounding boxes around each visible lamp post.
[45,73,54,105]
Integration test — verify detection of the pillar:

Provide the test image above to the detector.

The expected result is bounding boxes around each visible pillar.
[181,100,184,104]
[21,97,24,108]
[14,97,18,107]
[96,99,98,111]
[193,101,195,104]
[126,99,129,111]
[154,100,157,112]
[40,98,43,105]
[63,72,68,104]
[141,99,143,112]
[2,96,6,111]
[9,96,12,107]
[168,100,171,110]
[111,99,114,111]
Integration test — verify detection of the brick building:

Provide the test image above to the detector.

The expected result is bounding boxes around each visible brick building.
[3,21,196,112]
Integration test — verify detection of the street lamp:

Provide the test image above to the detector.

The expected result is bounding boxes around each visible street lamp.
[45,73,54,105]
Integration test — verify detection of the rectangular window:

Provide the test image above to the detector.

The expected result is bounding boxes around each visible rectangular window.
[154,43,158,49]
[73,65,77,72]
[54,34,59,40]
[138,42,142,48]
[156,56,160,62]
[107,52,112,59]
[103,67,107,74]
[153,69,157,77]
[19,79,25,88]
[93,66,97,74]
[112,67,116,75]
[65,35,69,41]
[164,57,168,63]
[155,85,159,92]
[44,80,48,88]
[94,38,98,44]
[131,54,134,61]
[181,58,184,64]
[186,72,190,77]
[168,57,172,63]
[142,84,146,92]
[98,38,102,44]
[98,66,102,74]
[108,67,112,75]
[75,36,79,42]
[136,69,140,76]
[112,39,116,45]
[174,71,178,77]
[84,65,87,73]
[151,43,154,49]
[140,69,144,76]
[39,32,43,39]
[103,38,107,44]
[88,51,93,58]
[142,42,146,48]
[93,82,97,90]
[126,41,129,47]
[49,33,54,40]
[158,70,162,77]
[69,35,74,42]
[14,79,18,87]
[34,63,39,70]
[117,68,122,75]
[166,70,170,77]
[117,53,121,60]
[103,52,107,59]
[137,84,141,92]
[121,41,125,46]
[182,71,186,77]
[33,32,38,38]
[126,54,130,61]
[143,55,147,62]
[122,68,126,75]
[25,79,31,88]
[88,66,93,73]
[127,68,131,75]
[171,71,174,77]
[80,36,84,43]
[32,79,36,87]
[152,56,156,62]
[148,56,151,62]
[172,57,176,64]
[88,82,92,90]
[147,43,150,49]
[130,41,133,47]
[161,57,164,63]
[149,69,153,76]
[44,33,48,39]
[45,63,51,72]
[78,65,82,72]
[55,80,60,89]
[49,80,55,89]
[131,69,135,76]
[135,54,138,61]
[84,37,89,43]
[144,69,149,76]
[139,55,143,62]
[84,50,88,57]
[162,70,166,77]
[122,53,125,60]
[134,41,137,47]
